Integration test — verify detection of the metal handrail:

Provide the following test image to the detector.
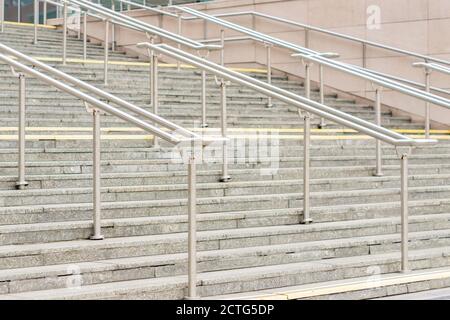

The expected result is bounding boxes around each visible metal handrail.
[174,7,450,107]
[169,5,450,157]
[0,43,214,279]
[68,0,220,50]
[0,42,199,140]
[413,62,450,76]
[179,9,450,68]
[138,41,436,297]
[34,0,221,85]
[139,43,433,146]
[116,2,449,66]
[411,62,450,138]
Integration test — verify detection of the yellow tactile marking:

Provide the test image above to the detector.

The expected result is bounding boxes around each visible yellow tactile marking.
[233,268,450,300]
[17,56,267,73]
[0,134,449,141]
[0,127,449,134]
[2,21,56,29]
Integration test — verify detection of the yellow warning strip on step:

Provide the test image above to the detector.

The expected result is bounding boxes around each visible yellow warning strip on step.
[0,134,449,141]
[232,267,450,300]
[22,56,267,73]
[0,127,449,134]
[2,21,56,29]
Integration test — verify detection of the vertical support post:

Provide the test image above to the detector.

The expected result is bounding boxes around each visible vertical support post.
[301,61,312,224]
[374,87,383,176]
[177,14,182,71]
[302,112,312,224]
[1,0,4,33]
[304,61,311,100]
[186,141,198,299]
[62,0,68,65]
[201,69,207,128]
[362,43,367,68]
[33,0,38,44]
[77,13,81,40]
[203,19,207,40]
[220,29,225,66]
[304,28,309,48]
[16,74,28,190]
[266,44,273,108]
[83,11,87,60]
[219,80,231,182]
[90,108,104,240]
[43,0,47,25]
[318,64,326,128]
[400,150,410,273]
[17,0,21,23]
[424,66,431,139]
[152,53,159,147]
[111,2,115,52]
[104,19,109,86]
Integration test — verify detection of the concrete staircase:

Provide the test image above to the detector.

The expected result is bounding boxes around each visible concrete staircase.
[0,22,449,299]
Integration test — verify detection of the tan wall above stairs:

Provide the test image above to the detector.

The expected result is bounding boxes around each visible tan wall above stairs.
[50,0,450,127]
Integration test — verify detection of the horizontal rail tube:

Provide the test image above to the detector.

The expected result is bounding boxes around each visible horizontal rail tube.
[177,6,450,111]
[70,0,220,50]
[0,42,199,140]
[0,53,181,144]
[139,42,436,147]
[181,9,450,67]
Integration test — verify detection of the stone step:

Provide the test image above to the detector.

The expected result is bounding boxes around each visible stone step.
[0,144,446,162]
[0,228,450,294]
[1,245,449,299]
[0,172,449,207]
[0,189,447,225]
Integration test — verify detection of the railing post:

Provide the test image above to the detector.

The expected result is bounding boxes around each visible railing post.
[177,14,182,71]
[43,0,47,25]
[90,107,104,240]
[198,50,209,128]
[104,19,109,85]
[302,112,312,224]
[111,2,115,52]
[304,61,311,100]
[33,0,38,44]
[374,87,383,176]
[17,0,21,23]
[62,0,67,65]
[266,43,273,108]
[318,64,326,128]
[219,79,231,182]
[1,0,4,33]
[362,43,367,68]
[220,29,225,66]
[186,140,198,299]
[77,11,81,40]
[424,66,432,139]
[304,28,309,48]
[301,61,312,224]
[399,148,411,273]
[16,74,28,190]
[83,11,87,60]
[152,52,159,147]
[201,69,208,128]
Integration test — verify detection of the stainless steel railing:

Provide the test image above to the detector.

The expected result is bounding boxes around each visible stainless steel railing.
[0,43,221,294]
[138,42,436,291]
[26,0,221,83]
[161,6,450,178]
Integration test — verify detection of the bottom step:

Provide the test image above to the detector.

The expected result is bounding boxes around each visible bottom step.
[211,266,450,300]
[1,247,450,300]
